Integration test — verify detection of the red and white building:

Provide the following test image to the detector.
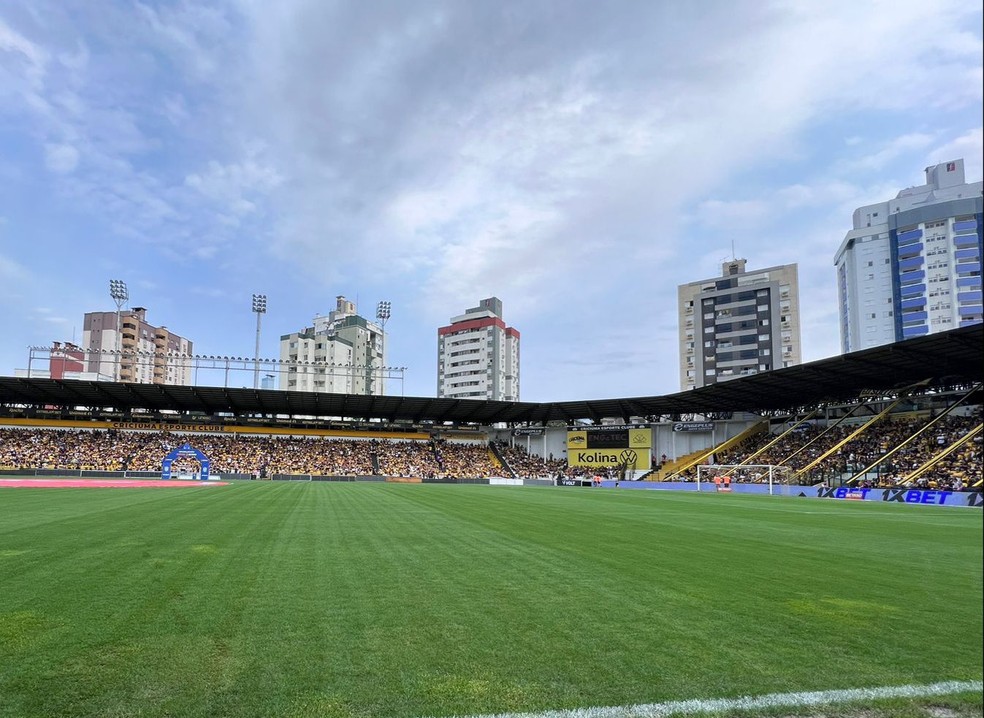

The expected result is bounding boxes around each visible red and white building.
[437,297,520,401]
[16,341,113,381]
[48,341,85,380]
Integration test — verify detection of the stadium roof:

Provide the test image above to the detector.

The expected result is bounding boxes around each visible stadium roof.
[1,324,981,425]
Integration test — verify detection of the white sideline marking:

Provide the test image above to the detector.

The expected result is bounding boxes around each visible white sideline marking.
[432,680,983,718]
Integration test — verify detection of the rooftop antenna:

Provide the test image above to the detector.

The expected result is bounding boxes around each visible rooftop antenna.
[731,239,737,261]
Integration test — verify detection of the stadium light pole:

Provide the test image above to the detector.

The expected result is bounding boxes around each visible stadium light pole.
[109,279,128,381]
[252,294,267,390]
[375,300,391,396]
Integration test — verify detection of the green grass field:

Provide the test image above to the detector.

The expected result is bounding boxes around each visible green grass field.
[0,482,981,718]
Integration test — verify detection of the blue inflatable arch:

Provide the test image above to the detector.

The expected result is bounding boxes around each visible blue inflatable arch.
[161,443,211,481]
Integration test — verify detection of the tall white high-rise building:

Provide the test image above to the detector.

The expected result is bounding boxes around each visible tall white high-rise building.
[834,159,982,353]
[678,259,801,390]
[437,297,520,401]
[279,296,386,394]
[82,307,193,385]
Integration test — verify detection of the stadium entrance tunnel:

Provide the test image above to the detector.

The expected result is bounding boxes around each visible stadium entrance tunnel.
[161,443,211,481]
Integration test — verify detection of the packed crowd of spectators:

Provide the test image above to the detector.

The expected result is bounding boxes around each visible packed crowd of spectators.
[433,440,500,479]
[0,428,142,472]
[3,408,979,488]
[375,440,442,478]
[0,429,507,480]
[0,427,636,481]
[676,409,982,489]
[493,441,568,479]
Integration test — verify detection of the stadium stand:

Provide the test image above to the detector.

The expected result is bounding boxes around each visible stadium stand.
[492,441,567,479]
[670,406,982,489]
[0,429,512,480]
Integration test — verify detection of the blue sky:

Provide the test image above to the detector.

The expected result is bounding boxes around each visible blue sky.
[1,1,981,401]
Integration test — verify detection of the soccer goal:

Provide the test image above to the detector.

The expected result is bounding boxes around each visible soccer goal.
[696,464,794,495]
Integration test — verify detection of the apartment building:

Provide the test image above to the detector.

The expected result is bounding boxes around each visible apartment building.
[679,259,801,389]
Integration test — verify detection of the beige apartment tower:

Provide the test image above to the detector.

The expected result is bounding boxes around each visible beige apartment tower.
[82,307,194,385]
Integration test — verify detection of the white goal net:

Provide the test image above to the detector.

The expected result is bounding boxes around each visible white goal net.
[695,464,795,495]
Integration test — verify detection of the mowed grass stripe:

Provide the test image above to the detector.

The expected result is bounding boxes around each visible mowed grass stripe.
[0,483,980,718]
[0,483,303,716]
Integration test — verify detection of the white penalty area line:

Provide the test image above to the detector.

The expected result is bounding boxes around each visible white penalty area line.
[432,680,983,718]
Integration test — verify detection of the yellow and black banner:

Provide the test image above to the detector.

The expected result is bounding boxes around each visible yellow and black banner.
[566,426,651,469]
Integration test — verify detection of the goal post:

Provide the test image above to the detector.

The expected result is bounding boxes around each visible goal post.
[696,464,793,495]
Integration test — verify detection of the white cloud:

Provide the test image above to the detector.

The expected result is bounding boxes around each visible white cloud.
[0,253,29,281]
[57,41,89,72]
[696,199,770,229]
[926,127,984,182]
[184,156,282,218]
[842,133,939,173]
[239,0,983,310]
[161,94,189,125]
[133,1,236,82]
[43,142,80,173]
[0,17,47,84]
[0,2,269,265]
[775,182,859,210]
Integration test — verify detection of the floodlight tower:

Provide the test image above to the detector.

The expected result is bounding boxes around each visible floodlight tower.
[252,293,267,389]
[109,279,128,381]
[375,300,391,395]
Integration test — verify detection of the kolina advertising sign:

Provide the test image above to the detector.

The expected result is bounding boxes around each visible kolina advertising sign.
[566,427,652,469]
[568,448,650,469]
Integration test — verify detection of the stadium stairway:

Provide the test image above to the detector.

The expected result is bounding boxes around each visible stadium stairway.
[641,451,706,481]
[487,441,514,477]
